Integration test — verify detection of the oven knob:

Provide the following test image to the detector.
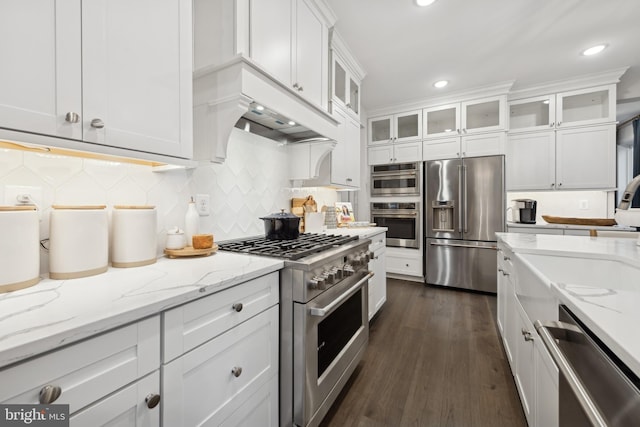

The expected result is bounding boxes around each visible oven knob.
[343,264,355,276]
[364,251,373,263]
[324,271,336,285]
[308,276,325,289]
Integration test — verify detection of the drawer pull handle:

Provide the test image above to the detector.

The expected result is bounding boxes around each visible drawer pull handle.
[39,385,62,404]
[232,303,243,312]
[90,118,105,129]
[145,393,161,409]
[231,366,243,377]
[521,328,535,342]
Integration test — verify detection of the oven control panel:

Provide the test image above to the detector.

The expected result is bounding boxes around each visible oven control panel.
[306,249,372,291]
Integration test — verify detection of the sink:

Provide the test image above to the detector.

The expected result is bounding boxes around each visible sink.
[518,253,640,292]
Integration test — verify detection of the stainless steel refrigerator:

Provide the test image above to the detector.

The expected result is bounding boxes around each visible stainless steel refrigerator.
[424,155,504,293]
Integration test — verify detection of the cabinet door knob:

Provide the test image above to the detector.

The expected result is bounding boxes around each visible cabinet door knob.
[39,385,62,404]
[346,178,353,182]
[346,103,352,109]
[232,303,243,312]
[293,82,299,89]
[65,112,79,123]
[558,182,563,187]
[231,366,243,377]
[550,122,555,127]
[90,118,105,129]
[551,183,555,187]
[145,393,161,409]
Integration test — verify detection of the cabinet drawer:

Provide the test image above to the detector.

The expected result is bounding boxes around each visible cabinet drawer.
[368,232,386,252]
[386,254,422,276]
[162,306,279,427]
[163,272,279,362]
[70,371,160,426]
[0,316,160,414]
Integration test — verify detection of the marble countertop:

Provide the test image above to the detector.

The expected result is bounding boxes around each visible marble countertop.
[0,252,283,369]
[323,226,387,239]
[497,232,640,377]
[506,221,636,231]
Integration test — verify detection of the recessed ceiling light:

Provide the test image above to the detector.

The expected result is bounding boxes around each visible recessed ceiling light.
[582,44,607,56]
[288,121,296,126]
[433,80,448,88]
[255,105,265,111]
[416,0,436,6]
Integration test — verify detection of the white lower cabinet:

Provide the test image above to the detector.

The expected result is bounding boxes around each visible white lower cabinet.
[161,273,279,427]
[162,306,279,427]
[386,247,422,278]
[0,316,161,424]
[70,371,160,427]
[367,231,387,320]
[497,242,558,427]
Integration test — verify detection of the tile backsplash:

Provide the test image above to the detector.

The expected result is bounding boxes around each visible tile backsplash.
[0,129,338,274]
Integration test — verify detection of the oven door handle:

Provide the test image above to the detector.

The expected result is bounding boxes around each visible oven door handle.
[429,241,496,250]
[534,320,608,427]
[309,272,374,317]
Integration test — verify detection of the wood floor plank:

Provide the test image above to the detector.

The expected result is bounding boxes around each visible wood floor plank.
[319,279,527,427]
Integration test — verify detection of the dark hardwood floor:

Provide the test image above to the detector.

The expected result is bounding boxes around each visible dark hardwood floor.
[319,278,527,427]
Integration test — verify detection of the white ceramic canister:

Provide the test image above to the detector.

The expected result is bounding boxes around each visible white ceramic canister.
[111,205,157,268]
[0,206,40,293]
[49,205,108,280]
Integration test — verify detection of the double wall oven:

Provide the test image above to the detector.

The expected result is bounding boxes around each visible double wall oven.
[370,162,421,249]
[218,234,373,427]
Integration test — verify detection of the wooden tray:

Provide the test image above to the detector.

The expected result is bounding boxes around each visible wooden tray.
[542,215,616,226]
[164,244,218,258]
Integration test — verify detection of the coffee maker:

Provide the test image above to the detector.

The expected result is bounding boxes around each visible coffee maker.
[511,199,537,224]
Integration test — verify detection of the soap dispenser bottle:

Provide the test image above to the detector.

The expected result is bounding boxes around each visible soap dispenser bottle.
[184,197,199,247]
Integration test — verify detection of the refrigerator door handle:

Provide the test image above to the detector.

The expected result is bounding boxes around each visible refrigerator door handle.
[429,241,497,250]
[457,164,463,233]
[463,164,468,233]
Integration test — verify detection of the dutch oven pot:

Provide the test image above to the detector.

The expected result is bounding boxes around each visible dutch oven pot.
[260,209,300,240]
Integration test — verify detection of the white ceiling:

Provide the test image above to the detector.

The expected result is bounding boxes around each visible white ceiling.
[326,0,640,121]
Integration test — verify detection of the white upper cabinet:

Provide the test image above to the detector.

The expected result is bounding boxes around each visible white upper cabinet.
[423,103,460,139]
[423,95,506,139]
[331,106,361,187]
[368,110,422,144]
[0,0,193,160]
[82,0,192,158]
[331,31,365,120]
[461,96,506,134]
[249,0,329,109]
[556,85,616,128]
[508,84,616,132]
[0,0,81,140]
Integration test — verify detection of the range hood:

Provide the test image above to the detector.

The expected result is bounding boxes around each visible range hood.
[193,56,339,163]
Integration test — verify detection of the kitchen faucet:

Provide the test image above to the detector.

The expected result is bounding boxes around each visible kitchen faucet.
[615,174,640,245]
[617,174,640,210]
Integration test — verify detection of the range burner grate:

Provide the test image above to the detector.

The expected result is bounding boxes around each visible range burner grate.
[218,233,359,260]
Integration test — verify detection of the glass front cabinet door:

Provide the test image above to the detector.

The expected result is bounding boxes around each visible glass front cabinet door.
[556,85,616,128]
[461,96,506,134]
[423,103,461,139]
[508,95,556,133]
[332,55,361,117]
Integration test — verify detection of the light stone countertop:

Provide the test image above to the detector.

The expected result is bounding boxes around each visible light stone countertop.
[506,221,636,231]
[323,226,388,239]
[496,232,640,377]
[0,252,283,369]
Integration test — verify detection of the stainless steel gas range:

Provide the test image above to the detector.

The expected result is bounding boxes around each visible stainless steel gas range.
[218,233,373,427]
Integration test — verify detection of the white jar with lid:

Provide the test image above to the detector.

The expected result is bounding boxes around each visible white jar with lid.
[0,206,40,292]
[111,205,157,268]
[49,205,108,279]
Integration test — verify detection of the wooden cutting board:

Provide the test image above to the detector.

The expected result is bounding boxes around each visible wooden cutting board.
[542,215,616,226]
[164,244,218,258]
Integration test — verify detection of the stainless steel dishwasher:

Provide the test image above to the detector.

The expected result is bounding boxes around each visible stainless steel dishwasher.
[535,305,640,426]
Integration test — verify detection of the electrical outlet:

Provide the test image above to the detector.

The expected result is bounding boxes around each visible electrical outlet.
[579,199,589,210]
[195,194,210,216]
[4,185,43,207]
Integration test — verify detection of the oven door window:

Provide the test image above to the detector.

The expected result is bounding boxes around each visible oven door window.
[373,176,417,191]
[317,289,363,377]
[373,216,417,240]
